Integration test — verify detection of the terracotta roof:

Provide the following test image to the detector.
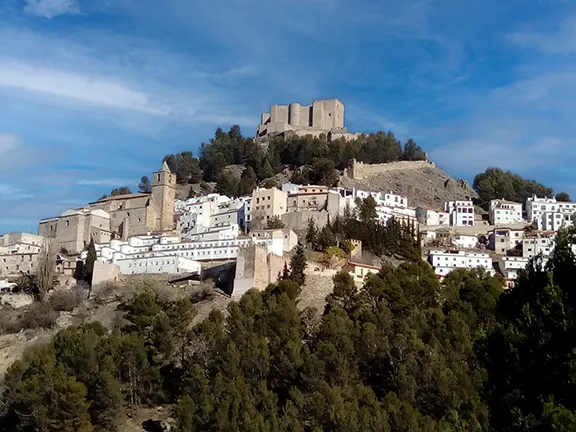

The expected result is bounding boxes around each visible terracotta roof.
[90,193,149,203]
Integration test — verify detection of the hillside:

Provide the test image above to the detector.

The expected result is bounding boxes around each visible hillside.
[339,164,477,210]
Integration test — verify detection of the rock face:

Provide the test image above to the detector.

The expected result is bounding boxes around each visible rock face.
[339,165,477,210]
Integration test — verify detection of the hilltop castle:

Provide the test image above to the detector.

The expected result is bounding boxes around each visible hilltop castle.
[256,98,360,141]
[38,162,176,254]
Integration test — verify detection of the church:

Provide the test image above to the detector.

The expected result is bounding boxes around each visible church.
[38,162,176,254]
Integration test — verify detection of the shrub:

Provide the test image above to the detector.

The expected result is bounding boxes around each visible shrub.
[91,281,118,304]
[49,290,79,312]
[18,302,58,330]
[340,240,356,254]
[325,246,347,259]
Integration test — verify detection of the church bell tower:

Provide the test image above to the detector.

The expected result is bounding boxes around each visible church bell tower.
[152,161,176,232]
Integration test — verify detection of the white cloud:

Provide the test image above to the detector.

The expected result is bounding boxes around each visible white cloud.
[0,61,170,115]
[24,0,79,19]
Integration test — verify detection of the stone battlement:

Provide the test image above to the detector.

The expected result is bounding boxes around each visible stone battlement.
[346,158,436,180]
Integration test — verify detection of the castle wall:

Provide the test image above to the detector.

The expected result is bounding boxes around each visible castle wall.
[231,245,287,300]
[281,210,330,232]
[348,159,436,180]
[92,261,120,286]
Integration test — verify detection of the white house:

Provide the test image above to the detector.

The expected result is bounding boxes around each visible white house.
[526,195,576,231]
[522,232,556,260]
[489,199,523,225]
[452,234,478,249]
[497,256,530,288]
[415,208,449,226]
[444,200,475,227]
[428,249,494,278]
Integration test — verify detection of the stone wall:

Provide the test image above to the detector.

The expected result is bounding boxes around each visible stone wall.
[282,211,330,233]
[231,245,288,300]
[92,261,120,286]
[348,159,436,180]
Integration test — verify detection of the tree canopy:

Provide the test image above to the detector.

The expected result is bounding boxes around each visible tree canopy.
[160,126,426,192]
[6,214,576,430]
[473,167,553,207]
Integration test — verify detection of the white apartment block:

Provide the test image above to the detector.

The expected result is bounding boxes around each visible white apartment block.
[415,208,449,226]
[376,206,417,225]
[96,228,297,275]
[489,199,523,225]
[116,253,202,276]
[497,256,530,288]
[526,195,576,231]
[183,224,240,242]
[522,232,555,260]
[176,194,252,232]
[444,200,475,227]
[428,249,494,278]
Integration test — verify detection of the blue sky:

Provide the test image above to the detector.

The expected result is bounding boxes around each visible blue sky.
[1,0,576,233]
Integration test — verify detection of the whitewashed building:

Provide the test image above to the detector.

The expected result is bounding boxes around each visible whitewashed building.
[526,195,576,231]
[489,199,523,225]
[452,234,478,249]
[415,208,449,226]
[96,229,298,275]
[497,256,530,288]
[428,249,494,278]
[522,232,556,260]
[444,200,475,227]
[116,253,201,276]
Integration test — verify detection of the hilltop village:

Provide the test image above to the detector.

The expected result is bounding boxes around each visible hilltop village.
[0,98,572,295]
[2,99,576,431]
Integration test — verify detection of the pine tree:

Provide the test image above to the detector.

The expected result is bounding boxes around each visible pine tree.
[138,176,152,193]
[305,218,318,250]
[289,243,307,286]
[82,238,97,286]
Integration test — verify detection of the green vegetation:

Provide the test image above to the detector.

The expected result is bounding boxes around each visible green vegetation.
[306,198,421,260]
[161,126,425,194]
[138,176,151,193]
[473,167,554,207]
[265,215,285,229]
[5,226,576,430]
[556,192,571,202]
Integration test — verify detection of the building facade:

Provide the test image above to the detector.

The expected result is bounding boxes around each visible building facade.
[251,187,288,229]
[428,249,494,278]
[444,200,475,227]
[489,199,523,225]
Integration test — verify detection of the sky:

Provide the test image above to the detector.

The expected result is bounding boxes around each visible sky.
[1,0,576,233]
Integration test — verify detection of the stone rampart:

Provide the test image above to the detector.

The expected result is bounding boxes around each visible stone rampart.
[348,159,436,180]
[231,245,288,300]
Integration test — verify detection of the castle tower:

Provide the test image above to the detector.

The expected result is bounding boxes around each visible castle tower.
[152,161,176,232]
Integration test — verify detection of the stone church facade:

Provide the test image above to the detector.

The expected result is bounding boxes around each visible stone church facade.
[39,162,176,254]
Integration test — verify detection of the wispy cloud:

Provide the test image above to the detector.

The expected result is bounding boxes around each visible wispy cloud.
[77,179,137,187]
[24,0,79,19]
[507,16,576,54]
[0,184,34,200]
[0,61,169,115]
